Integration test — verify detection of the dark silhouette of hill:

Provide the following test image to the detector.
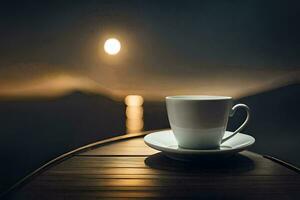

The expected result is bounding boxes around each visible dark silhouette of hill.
[143,101,169,130]
[0,83,299,193]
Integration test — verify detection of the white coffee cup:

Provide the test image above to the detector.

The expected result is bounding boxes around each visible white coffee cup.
[166,95,250,149]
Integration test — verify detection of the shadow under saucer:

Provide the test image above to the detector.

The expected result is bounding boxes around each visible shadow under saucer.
[144,152,254,173]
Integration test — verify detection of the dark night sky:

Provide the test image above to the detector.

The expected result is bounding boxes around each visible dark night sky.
[0,0,299,99]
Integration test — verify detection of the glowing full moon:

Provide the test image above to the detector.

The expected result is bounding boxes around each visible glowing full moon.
[104,38,121,55]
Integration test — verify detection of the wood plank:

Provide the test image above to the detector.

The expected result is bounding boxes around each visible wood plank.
[79,137,158,156]
[12,184,300,199]
[34,174,298,181]
[26,176,300,187]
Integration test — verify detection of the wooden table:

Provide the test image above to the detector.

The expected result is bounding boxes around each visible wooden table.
[5,131,300,199]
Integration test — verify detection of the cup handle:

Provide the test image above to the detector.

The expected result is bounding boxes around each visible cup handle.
[221,104,250,143]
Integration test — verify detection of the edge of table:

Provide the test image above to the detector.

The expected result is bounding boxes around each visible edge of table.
[1,129,299,198]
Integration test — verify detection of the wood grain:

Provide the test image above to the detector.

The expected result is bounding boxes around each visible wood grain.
[79,137,158,156]
[8,132,300,200]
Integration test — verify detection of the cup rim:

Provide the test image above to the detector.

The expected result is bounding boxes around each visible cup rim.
[166,95,232,100]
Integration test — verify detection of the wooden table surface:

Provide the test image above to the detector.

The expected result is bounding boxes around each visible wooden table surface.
[5,131,300,200]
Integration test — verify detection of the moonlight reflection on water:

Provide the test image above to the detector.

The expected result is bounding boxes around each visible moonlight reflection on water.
[125,95,144,133]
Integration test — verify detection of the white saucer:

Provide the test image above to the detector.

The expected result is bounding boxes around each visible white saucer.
[144,130,255,161]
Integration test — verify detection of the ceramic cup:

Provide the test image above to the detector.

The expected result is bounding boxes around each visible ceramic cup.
[166,96,250,149]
